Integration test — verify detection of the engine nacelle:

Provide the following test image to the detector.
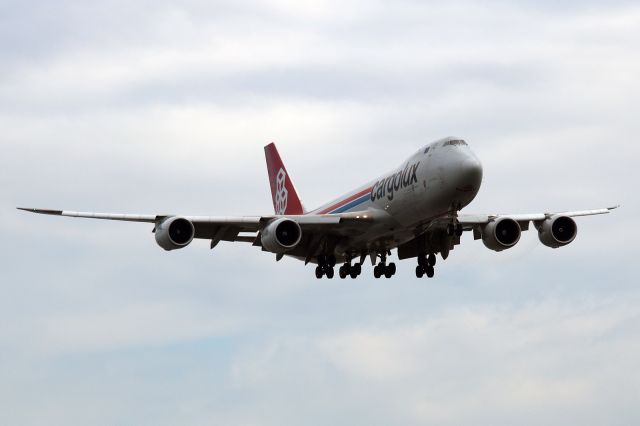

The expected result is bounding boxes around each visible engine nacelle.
[482,217,521,252]
[261,218,302,253]
[537,215,577,248]
[155,216,195,251]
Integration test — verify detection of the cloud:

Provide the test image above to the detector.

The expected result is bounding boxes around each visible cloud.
[224,297,640,426]
[1,0,638,424]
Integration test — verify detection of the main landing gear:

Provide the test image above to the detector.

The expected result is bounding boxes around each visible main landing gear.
[315,254,336,279]
[416,253,436,278]
[373,253,396,279]
[339,261,362,279]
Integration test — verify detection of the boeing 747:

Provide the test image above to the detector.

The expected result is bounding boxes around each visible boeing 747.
[19,137,617,279]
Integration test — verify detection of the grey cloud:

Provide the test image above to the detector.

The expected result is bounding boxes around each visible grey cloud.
[1,0,638,424]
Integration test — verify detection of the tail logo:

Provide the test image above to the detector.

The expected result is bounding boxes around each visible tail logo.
[275,168,288,215]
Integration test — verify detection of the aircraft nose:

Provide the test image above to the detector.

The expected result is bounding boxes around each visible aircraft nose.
[456,155,483,192]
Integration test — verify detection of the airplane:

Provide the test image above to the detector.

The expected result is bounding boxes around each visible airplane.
[18,137,618,279]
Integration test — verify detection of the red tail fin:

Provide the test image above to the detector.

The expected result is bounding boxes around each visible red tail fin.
[264,143,305,215]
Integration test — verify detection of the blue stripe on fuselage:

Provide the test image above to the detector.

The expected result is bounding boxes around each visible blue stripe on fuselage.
[329,193,370,214]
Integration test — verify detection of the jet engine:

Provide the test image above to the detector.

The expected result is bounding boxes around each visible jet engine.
[155,216,195,251]
[537,215,577,248]
[261,218,302,253]
[482,217,521,252]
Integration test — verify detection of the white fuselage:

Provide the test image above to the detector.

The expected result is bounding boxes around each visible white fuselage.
[307,137,483,256]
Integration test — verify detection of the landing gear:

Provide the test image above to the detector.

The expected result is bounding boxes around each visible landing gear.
[317,255,336,267]
[416,253,437,278]
[339,266,348,279]
[351,263,362,279]
[373,253,396,279]
[325,267,334,279]
[425,265,434,278]
[339,259,362,279]
[316,252,398,279]
[374,264,383,279]
[385,262,396,278]
[315,265,334,279]
[315,255,335,279]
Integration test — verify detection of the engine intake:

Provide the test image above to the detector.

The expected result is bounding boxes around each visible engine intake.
[537,215,577,248]
[482,217,521,252]
[261,218,302,253]
[155,216,195,251]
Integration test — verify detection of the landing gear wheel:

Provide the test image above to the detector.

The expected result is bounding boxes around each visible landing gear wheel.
[315,266,323,279]
[385,262,396,278]
[426,265,434,278]
[353,263,362,275]
[373,265,382,279]
[415,265,424,278]
[388,262,396,275]
[339,266,347,279]
[327,255,337,267]
[418,255,427,266]
[325,267,334,279]
[350,269,358,279]
[428,253,436,266]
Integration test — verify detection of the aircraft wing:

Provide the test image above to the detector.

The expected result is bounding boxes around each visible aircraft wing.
[16,207,373,250]
[397,205,618,260]
[458,205,619,227]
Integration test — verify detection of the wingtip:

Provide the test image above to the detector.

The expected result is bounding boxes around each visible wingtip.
[608,205,620,211]
[16,207,63,215]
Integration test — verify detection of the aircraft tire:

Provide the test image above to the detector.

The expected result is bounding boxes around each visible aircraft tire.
[325,267,334,279]
[374,265,382,279]
[387,262,396,276]
[353,263,362,275]
[315,266,323,279]
[428,253,436,266]
[415,265,424,278]
[426,265,434,278]
[339,266,347,279]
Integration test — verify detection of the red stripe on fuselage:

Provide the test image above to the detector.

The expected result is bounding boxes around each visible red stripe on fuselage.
[315,187,373,215]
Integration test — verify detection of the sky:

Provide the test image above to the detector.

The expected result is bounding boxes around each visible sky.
[1,0,639,424]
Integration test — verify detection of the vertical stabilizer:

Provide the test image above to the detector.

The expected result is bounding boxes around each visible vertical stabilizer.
[264,143,306,215]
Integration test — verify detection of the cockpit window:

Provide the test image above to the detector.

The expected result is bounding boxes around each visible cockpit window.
[423,147,430,154]
[443,139,467,147]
